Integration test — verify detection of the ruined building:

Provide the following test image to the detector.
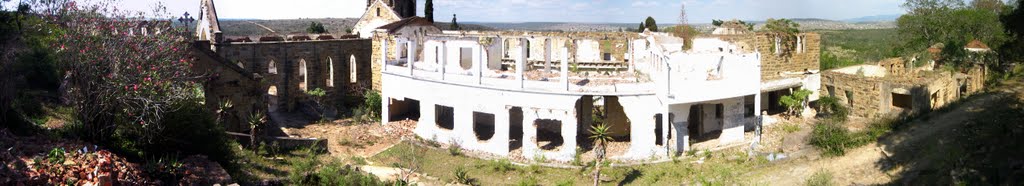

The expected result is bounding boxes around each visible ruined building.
[192,0,829,161]
[193,0,376,131]
[821,49,987,118]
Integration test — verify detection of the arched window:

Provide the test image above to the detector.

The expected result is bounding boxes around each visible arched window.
[327,57,335,87]
[299,59,308,91]
[268,60,278,74]
[350,55,358,83]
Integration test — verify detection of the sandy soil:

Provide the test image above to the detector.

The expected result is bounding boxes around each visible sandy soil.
[281,119,417,158]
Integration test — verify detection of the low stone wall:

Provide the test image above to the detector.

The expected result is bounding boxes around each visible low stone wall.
[226,132,328,151]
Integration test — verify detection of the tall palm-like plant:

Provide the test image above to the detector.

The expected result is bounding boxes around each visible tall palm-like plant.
[589,123,613,186]
[248,111,266,150]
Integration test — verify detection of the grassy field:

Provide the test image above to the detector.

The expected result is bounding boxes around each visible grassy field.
[816,29,900,70]
[370,141,771,185]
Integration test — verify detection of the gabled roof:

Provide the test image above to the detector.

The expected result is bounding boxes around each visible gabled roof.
[965,39,990,50]
[377,16,436,33]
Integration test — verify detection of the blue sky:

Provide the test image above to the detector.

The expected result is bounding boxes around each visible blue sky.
[27,0,909,23]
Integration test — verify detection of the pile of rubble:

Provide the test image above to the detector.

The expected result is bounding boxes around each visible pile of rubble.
[0,129,231,185]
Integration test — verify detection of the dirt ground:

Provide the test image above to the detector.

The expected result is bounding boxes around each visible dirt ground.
[280,118,417,158]
[742,81,1019,185]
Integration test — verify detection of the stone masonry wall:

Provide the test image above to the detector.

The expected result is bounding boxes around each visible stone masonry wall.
[821,71,885,118]
[217,39,373,111]
[755,33,821,81]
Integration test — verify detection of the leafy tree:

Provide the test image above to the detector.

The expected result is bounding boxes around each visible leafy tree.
[896,0,1008,68]
[450,14,459,30]
[779,89,813,117]
[36,0,199,142]
[644,16,658,32]
[761,18,801,56]
[1000,0,1024,65]
[637,22,645,32]
[970,0,1006,13]
[306,21,327,34]
[712,19,724,26]
[588,123,613,186]
[425,0,434,22]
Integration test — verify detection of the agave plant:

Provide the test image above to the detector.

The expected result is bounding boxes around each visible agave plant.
[588,123,613,186]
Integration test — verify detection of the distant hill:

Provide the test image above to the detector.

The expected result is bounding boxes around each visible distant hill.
[215,17,897,36]
[843,14,901,23]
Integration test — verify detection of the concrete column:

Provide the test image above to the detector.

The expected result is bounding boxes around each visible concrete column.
[720,98,745,145]
[560,48,569,91]
[521,108,538,159]
[628,39,635,73]
[544,39,552,71]
[475,44,483,84]
[454,105,473,145]
[669,104,691,153]
[407,41,415,76]
[380,95,389,125]
[415,100,438,139]
[560,110,578,159]
[516,38,527,88]
[662,107,671,155]
[475,43,483,83]
[440,42,447,80]
[493,107,511,156]
[382,38,388,71]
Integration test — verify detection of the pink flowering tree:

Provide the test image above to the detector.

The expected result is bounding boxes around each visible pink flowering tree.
[35,0,201,141]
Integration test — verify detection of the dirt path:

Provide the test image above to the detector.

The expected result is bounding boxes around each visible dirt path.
[248,21,276,34]
[745,83,1013,185]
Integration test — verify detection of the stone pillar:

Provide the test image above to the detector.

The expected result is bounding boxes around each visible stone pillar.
[516,38,527,88]
[544,39,552,71]
[560,48,569,91]
[521,108,538,159]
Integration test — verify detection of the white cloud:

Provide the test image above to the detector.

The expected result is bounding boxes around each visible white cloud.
[631,1,661,7]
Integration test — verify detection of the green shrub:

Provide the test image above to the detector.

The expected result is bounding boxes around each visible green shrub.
[816,96,849,122]
[489,159,516,172]
[363,90,382,120]
[515,176,539,186]
[287,153,319,185]
[780,89,813,116]
[809,121,853,156]
[350,156,368,165]
[316,159,391,186]
[453,166,476,185]
[805,169,834,186]
[448,140,462,156]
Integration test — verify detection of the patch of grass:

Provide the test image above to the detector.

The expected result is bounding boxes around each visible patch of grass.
[780,122,802,133]
[447,142,462,156]
[489,159,517,172]
[805,169,834,186]
[515,176,539,186]
[350,156,367,165]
